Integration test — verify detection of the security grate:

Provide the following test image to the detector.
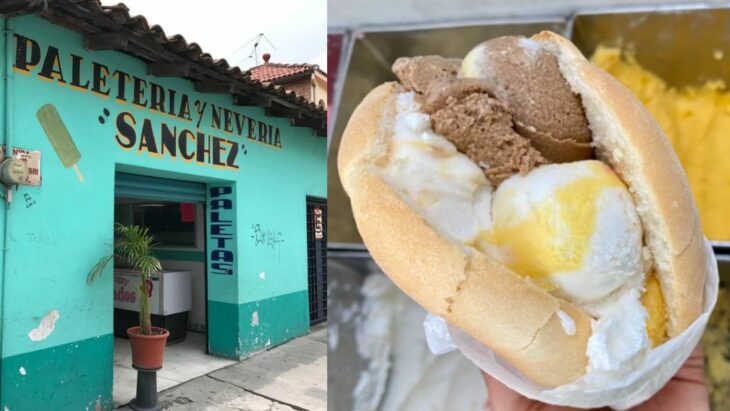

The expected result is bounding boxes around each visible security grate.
[306,197,327,325]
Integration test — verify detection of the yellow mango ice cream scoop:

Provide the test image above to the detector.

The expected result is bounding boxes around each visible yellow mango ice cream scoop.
[476,160,667,347]
[477,160,643,303]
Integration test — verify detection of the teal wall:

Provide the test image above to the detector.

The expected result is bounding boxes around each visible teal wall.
[0,15,325,410]
[0,17,7,358]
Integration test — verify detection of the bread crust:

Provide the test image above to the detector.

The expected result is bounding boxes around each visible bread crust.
[533,31,705,336]
[337,33,707,387]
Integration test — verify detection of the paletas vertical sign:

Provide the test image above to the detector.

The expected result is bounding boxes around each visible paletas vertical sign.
[208,184,236,276]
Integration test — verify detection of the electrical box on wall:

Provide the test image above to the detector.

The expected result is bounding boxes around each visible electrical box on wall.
[0,159,29,185]
[0,146,41,186]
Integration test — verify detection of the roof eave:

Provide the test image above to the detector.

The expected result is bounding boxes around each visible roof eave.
[0,0,326,137]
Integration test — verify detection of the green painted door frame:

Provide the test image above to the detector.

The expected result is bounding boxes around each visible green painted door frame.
[116,176,247,360]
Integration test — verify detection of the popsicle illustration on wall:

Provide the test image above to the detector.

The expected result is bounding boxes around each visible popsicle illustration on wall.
[36,104,84,183]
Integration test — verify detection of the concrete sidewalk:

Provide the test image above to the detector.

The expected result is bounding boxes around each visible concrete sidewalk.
[119,324,326,411]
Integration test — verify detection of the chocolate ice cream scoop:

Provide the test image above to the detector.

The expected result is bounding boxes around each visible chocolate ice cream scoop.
[392,56,462,94]
[459,36,593,163]
[423,79,547,185]
[422,78,493,113]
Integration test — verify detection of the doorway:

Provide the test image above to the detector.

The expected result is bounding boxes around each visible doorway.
[111,173,236,407]
[306,197,327,325]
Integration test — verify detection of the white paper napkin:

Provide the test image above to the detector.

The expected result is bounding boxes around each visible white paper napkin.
[424,240,719,409]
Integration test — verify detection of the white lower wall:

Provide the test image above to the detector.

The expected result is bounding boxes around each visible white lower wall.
[157,204,207,332]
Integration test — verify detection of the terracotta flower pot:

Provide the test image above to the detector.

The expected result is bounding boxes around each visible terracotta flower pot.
[127,326,169,369]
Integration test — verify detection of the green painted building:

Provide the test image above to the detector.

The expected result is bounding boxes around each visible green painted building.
[0,2,327,410]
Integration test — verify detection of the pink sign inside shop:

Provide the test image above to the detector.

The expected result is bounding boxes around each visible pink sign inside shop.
[114,271,161,314]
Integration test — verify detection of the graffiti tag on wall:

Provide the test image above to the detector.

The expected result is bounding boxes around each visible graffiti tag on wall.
[23,193,36,209]
[250,224,284,259]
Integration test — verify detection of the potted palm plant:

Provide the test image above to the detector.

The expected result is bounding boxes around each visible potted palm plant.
[89,223,169,369]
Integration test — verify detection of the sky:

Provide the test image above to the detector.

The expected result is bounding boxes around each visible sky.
[101,0,327,71]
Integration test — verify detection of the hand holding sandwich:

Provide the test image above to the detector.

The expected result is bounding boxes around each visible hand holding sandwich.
[483,344,708,411]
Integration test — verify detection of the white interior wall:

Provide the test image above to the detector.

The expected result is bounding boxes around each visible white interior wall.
[158,204,207,332]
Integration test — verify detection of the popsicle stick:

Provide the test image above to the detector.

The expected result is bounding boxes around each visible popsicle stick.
[73,164,84,183]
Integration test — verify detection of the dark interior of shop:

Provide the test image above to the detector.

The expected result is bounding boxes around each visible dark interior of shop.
[111,194,230,404]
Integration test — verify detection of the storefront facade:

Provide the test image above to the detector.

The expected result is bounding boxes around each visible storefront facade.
[0,7,326,410]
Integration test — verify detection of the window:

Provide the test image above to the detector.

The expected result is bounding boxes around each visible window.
[115,200,197,248]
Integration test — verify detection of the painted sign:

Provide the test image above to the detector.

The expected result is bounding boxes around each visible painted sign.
[36,104,84,182]
[13,33,286,173]
[0,146,41,186]
[209,185,235,275]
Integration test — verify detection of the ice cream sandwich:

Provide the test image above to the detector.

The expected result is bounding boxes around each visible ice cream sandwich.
[338,32,709,388]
